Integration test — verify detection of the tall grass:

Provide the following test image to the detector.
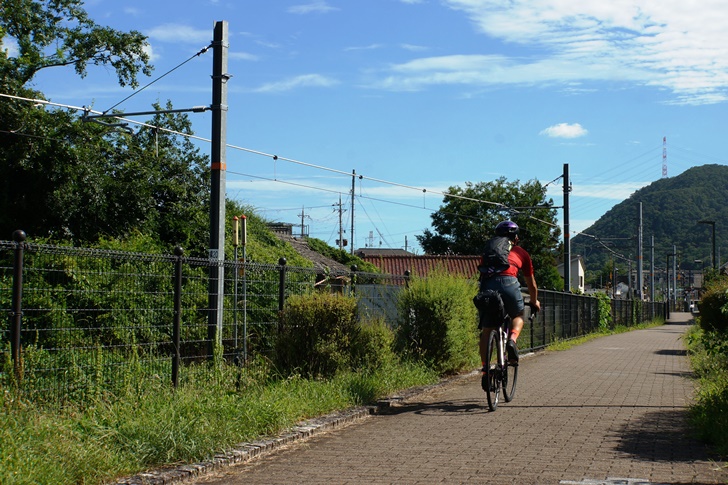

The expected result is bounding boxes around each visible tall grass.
[0,357,437,485]
[685,325,728,456]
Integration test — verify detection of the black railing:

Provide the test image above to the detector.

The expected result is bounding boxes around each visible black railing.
[1,237,666,404]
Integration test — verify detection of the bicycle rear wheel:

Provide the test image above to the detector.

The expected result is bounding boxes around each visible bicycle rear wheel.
[483,329,500,411]
[503,357,518,402]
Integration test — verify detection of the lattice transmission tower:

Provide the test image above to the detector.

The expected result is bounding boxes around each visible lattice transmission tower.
[662,136,668,178]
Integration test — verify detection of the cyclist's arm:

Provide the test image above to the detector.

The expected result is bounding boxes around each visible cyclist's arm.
[524,274,541,312]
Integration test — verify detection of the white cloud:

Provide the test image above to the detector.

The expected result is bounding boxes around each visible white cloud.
[373,54,647,91]
[377,1,728,104]
[142,43,158,62]
[540,123,588,138]
[345,44,384,52]
[288,1,339,14]
[1,37,19,57]
[401,44,429,52]
[147,24,211,45]
[254,74,339,93]
[229,52,258,61]
[572,182,650,200]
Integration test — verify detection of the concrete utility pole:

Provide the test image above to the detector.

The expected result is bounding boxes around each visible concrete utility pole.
[208,20,229,357]
[563,163,571,293]
[351,170,356,254]
[650,235,655,301]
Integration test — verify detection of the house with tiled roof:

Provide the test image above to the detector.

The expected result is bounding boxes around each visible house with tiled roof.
[359,254,481,281]
[354,248,416,258]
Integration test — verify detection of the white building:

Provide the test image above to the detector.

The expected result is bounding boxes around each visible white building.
[557,255,586,293]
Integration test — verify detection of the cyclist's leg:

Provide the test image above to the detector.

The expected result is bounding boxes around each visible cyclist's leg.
[506,314,523,363]
[510,314,524,341]
[497,277,524,362]
[477,280,500,369]
[479,327,494,369]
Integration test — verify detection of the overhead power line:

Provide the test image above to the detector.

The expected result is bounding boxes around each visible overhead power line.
[103,44,213,115]
[1,92,549,225]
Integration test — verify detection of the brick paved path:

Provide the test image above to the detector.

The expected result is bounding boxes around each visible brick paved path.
[191,313,727,484]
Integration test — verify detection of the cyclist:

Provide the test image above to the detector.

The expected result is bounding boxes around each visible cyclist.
[479,220,541,366]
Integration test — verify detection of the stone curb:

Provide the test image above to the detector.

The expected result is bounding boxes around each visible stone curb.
[112,406,375,485]
[111,370,481,485]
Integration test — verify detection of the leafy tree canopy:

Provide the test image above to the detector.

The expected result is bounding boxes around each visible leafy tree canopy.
[0,0,152,92]
[0,2,220,255]
[416,178,563,289]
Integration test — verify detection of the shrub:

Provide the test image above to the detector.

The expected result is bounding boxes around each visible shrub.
[395,271,479,374]
[274,292,359,378]
[350,317,396,370]
[698,276,728,333]
[595,292,612,331]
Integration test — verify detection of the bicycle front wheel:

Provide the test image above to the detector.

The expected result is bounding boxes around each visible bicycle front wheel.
[483,329,500,411]
[503,357,518,402]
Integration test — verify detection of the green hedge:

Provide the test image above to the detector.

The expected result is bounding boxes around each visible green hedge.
[274,292,396,378]
[395,271,479,374]
[698,277,728,333]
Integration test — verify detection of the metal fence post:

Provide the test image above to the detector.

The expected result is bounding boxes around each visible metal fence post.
[172,246,184,388]
[350,265,357,296]
[10,230,26,385]
[278,257,287,312]
[530,306,535,348]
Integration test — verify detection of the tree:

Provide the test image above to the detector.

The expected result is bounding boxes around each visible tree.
[1,0,155,241]
[416,178,562,289]
[0,2,214,253]
[101,101,211,255]
[0,0,151,92]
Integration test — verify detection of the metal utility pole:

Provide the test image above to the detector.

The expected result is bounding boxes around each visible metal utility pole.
[300,206,305,237]
[650,235,655,301]
[563,163,571,293]
[337,194,344,251]
[673,244,678,307]
[637,202,644,300]
[698,220,716,270]
[208,20,229,357]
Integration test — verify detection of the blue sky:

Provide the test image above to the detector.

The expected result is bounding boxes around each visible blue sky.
[6,0,728,253]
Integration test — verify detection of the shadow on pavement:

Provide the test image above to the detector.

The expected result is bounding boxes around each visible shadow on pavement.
[614,408,721,463]
[654,349,688,356]
[377,399,489,416]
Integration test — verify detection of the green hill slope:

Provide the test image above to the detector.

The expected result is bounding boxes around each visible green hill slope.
[571,164,728,275]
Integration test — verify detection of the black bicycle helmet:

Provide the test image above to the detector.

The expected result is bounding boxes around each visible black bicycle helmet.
[495,220,519,239]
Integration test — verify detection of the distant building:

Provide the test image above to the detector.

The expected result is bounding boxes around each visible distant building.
[557,255,586,293]
[266,223,294,237]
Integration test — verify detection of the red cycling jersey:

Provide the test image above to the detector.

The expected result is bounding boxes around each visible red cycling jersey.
[500,245,534,278]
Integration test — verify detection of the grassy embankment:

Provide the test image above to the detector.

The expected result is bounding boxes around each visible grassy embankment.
[0,358,438,484]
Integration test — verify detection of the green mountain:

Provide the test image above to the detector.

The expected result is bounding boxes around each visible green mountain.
[571,164,728,275]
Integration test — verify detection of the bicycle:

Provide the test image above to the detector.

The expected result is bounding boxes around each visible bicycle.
[479,294,537,411]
